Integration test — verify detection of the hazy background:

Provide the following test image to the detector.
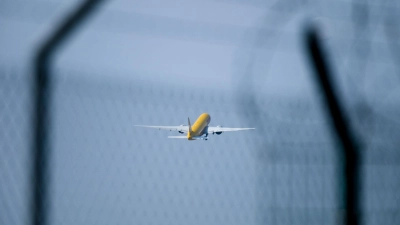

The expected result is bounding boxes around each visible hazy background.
[1,0,399,224]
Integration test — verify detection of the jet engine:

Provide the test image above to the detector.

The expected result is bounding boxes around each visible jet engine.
[178,124,185,134]
[215,125,222,135]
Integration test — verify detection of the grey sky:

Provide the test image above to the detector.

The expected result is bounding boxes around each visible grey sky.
[1,0,399,225]
[0,0,314,92]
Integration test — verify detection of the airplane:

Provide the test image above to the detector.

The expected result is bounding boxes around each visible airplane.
[135,113,255,140]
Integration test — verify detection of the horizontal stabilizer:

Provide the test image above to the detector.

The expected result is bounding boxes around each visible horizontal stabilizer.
[168,136,187,139]
[191,136,207,140]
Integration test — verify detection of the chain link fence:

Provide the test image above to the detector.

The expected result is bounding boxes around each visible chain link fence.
[1,0,400,225]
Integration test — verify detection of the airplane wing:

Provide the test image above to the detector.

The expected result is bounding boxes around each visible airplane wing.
[134,125,189,133]
[207,127,255,133]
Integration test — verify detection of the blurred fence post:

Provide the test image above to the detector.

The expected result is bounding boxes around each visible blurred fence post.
[305,27,361,225]
[32,1,105,225]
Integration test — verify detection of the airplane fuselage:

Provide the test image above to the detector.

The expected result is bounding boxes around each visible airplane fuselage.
[188,113,211,140]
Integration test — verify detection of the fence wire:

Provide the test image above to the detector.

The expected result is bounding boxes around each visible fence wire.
[1,0,400,225]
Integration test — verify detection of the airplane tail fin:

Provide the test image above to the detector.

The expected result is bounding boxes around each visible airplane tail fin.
[188,117,193,134]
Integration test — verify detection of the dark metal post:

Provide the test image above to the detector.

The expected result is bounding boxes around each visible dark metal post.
[32,1,105,225]
[305,27,361,225]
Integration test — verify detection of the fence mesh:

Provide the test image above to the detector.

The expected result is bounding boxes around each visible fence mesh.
[1,0,400,225]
